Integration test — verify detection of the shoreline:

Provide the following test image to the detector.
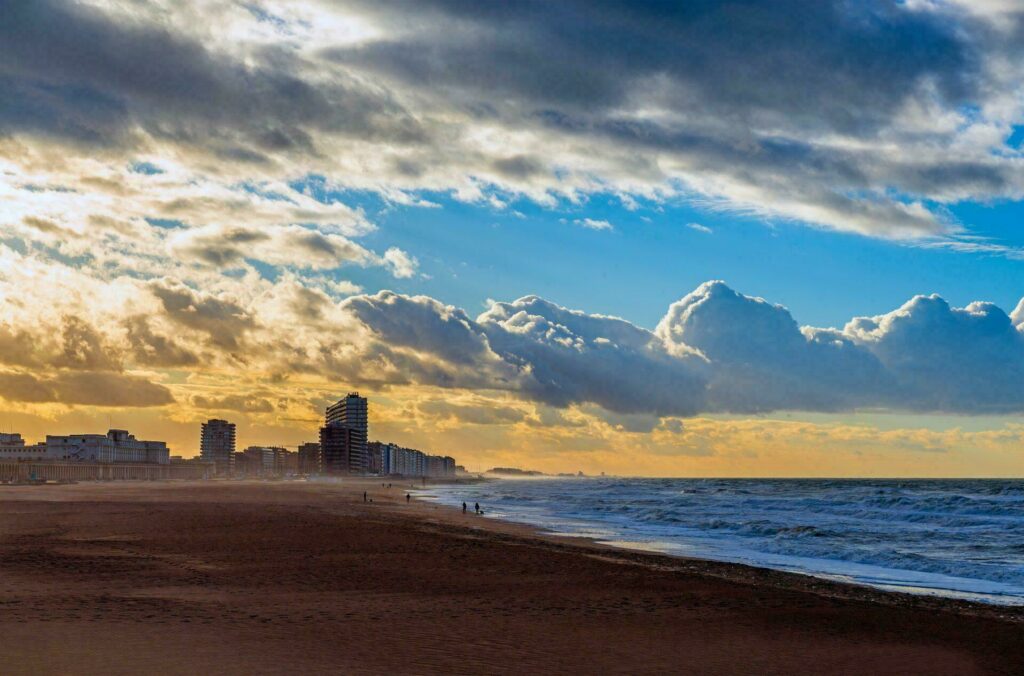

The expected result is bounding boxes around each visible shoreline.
[405,481,1024,624]
[1,479,1022,674]
[415,477,1024,613]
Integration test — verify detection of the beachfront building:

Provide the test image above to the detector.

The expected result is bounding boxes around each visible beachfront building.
[0,433,48,460]
[320,393,368,474]
[367,441,383,474]
[200,419,236,477]
[371,442,455,477]
[273,448,298,475]
[298,442,320,475]
[239,446,273,477]
[235,446,296,477]
[320,425,363,474]
[46,429,170,464]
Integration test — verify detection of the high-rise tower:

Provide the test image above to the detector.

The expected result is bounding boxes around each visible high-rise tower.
[320,393,367,474]
[200,419,235,476]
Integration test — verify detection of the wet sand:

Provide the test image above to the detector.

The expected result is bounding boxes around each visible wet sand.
[0,479,1022,675]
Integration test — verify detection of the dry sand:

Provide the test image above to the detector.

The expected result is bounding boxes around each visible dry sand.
[0,479,1021,675]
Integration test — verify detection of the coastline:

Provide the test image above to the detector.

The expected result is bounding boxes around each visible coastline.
[0,479,1022,674]
[411,479,1024,622]
[415,478,1024,613]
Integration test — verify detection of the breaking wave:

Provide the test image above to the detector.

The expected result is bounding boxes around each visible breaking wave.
[423,478,1024,604]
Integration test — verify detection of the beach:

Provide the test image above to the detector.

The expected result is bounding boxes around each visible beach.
[0,480,1022,675]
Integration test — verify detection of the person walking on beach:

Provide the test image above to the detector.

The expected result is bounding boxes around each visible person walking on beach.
[406,492,411,503]
[474,502,480,514]
[462,502,467,513]
[363,491,367,503]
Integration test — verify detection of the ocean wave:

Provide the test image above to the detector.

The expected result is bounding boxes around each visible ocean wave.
[422,478,1024,603]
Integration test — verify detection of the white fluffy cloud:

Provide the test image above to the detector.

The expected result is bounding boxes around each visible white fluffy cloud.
[1,239,1021,416]
[342,281,1024,416]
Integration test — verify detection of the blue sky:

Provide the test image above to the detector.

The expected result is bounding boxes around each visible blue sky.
[310,184,1024,331]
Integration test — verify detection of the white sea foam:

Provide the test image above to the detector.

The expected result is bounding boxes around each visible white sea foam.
[421,478,1024,605]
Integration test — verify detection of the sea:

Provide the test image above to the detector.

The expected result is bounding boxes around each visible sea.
[420,478,1024,605]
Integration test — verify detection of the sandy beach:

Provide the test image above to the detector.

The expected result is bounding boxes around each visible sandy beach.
[0,479,1021,675]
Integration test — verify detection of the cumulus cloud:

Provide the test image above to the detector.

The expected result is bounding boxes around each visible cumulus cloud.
[380,247,418,278]
[843,295,1024,412]
[337,282,1024,416]
[3,232,1022,417]
[656,282,892,412]
[147,279,256,352]
[478,295,709,415]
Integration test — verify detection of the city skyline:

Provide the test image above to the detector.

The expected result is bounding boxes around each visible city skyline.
[1,1,1024,477]
[0,395,459,479]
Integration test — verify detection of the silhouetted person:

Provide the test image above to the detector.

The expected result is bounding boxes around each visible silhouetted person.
[474,502,480,514]
[406,493,411,503]
[363,491,367,503]
[462,502,467,513]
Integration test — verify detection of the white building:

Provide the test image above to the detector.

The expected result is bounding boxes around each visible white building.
[0,433,48,460]
[46,429,170,464]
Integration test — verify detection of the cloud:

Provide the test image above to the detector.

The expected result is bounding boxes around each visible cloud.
[380,247,418,278]
[0,0,421,153]
[656,281,892,412]
[192,394,275,413]
[478,294,709,415]
[686,222,712,234]
[339,281,1024,416]
[418,400,526,425]
[168,224,374,271]
[124,317,201,368]
[2,235,1023,418]
[147,279,255,351]
[575,218,614,231]
[843,295,1024,413]
[0,370,173,407]
[2,0,1022,242]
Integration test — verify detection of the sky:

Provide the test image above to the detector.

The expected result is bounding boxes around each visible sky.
[1,0,1023,476]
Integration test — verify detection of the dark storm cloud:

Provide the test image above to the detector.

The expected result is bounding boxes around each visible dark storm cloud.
[2,0,1022,237]
[333,0,974,130]
[0,0,423,152]
[316,0,1016,234]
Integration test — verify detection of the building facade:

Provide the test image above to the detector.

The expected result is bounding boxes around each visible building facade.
[297,442,320,474]
[320,425,361,474]
[45,429,170,464]
[320,393,368,474]
[372,442,456,478]
[200,419,236,477]
[0,433,48,461]
[237,446,296,477]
